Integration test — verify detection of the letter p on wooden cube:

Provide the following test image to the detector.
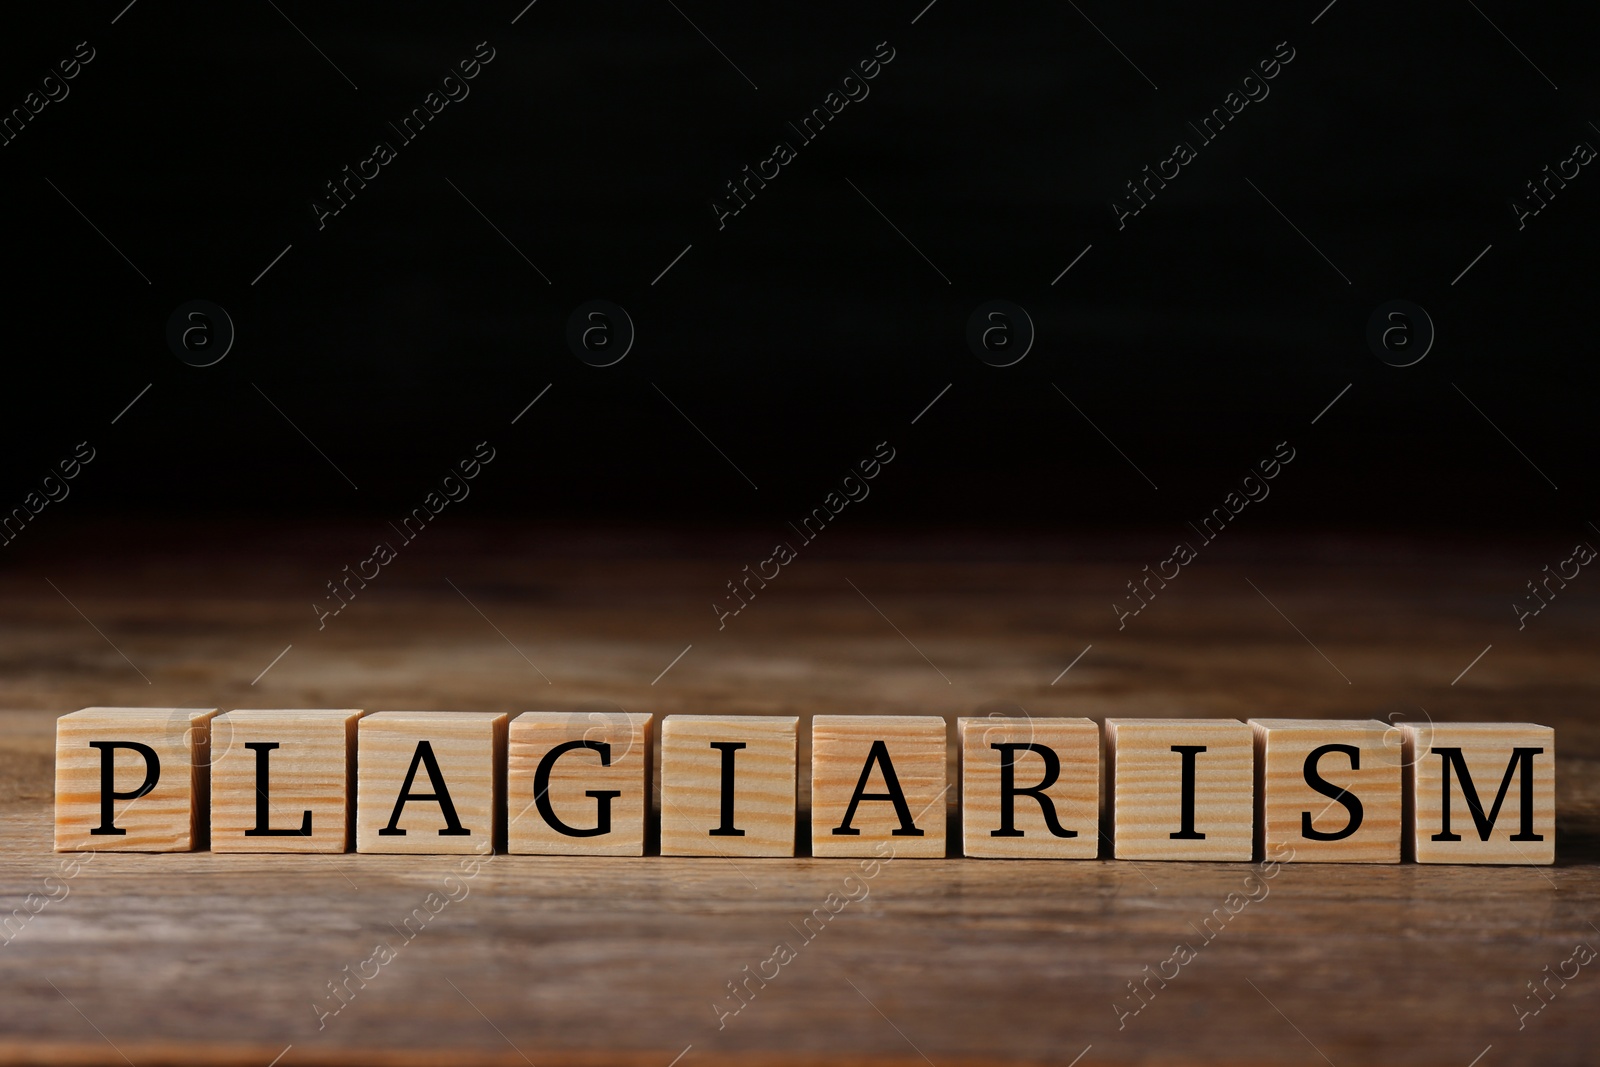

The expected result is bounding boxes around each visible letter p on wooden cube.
[1106,718,1253,861]
[55,707,219,852]
[1250,719,1400,863]
[1405,722,1554,864]
[959,716,1099,858]
[812,715,946,858]
[356,712,506,854]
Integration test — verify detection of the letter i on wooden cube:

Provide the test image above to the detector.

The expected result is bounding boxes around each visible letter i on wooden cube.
[1250,719,1400,863]
[1106,718,1253,861]
[959,716,1099,858]
[210,710,365,853]
[55,707,219,852]
[811,715,946,858]
[1405,722,1554,864]
[356,712,506,854]
[507,711,653,855]
[661,715,797,857]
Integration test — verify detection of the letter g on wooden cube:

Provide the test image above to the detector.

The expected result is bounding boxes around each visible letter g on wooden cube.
[507,711,653,856]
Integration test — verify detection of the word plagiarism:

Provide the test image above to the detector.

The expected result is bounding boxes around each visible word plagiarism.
[52,710,1554,866]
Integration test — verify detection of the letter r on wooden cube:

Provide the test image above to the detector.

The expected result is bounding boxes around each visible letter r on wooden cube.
[1405,722,1554,864]
[211,709,365,853]
[507,711,653,856]
[1250,719,1400,863]
[811,715,946,858]
[356,712,506,854]
[959,716,1099,858]
[55,707,219,852]
[1106,718,1253,861]
[661,715,797,857]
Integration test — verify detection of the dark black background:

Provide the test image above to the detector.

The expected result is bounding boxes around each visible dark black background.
[0,1,1594,536]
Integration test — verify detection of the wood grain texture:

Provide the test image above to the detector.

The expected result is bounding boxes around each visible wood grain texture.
[53,706,216,852]
[1107,718,1253,861]
[507,711,652,855]
[958,715,1099,858]
[5,523,1600,1065]
[1250,718,1401,863]
[661,715,797,857]
[811,715,946,858]
[355,712,506,854]
[1406,722,1555,864]
[210,709,365,853]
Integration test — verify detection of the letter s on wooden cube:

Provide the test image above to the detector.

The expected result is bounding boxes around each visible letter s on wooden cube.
[1250,718,1400,863]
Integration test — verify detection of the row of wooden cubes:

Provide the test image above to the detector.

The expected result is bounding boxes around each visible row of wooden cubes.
[53,709,1554,863]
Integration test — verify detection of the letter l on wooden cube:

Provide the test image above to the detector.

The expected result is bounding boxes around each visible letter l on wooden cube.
[211,709,365,853]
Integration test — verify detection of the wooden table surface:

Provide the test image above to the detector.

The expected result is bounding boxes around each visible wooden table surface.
[2,521,1596,1066]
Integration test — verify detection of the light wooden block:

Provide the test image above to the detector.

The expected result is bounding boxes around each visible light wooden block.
[661,715,797,857]
[811,715,946,858]
[54,707,218,852]
[507,711,653,856]
[356,712,506,854]
[210,709,364,853]
[1106,718,1253,861]
[1250,718,1400,863]
[959,716,1099,858]
[1405,722,1554,865]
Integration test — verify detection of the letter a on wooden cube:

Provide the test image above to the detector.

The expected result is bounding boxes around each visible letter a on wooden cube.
[508,711,653,855]
[1250,719,1400,863]
[812,715,946,858]
[661,715,797,857]
[211,710,365,853]
[55,707,219,852]
[959,716,1099,858]
[1106,718,1252,861]
[356,712,506,854]
[1405,722,1554,864]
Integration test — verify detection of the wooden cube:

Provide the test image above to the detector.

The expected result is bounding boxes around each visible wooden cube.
[811,715,946,858]
[1106,718,1253,861]
[507,711,653,856]
[210,709,365,853]
[1405,722,1554,865]
[355,712,506,854]
[959,716,1099,858]
[661,715,797,857]
[55,707,219,852]
[1250,718,1400,863]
